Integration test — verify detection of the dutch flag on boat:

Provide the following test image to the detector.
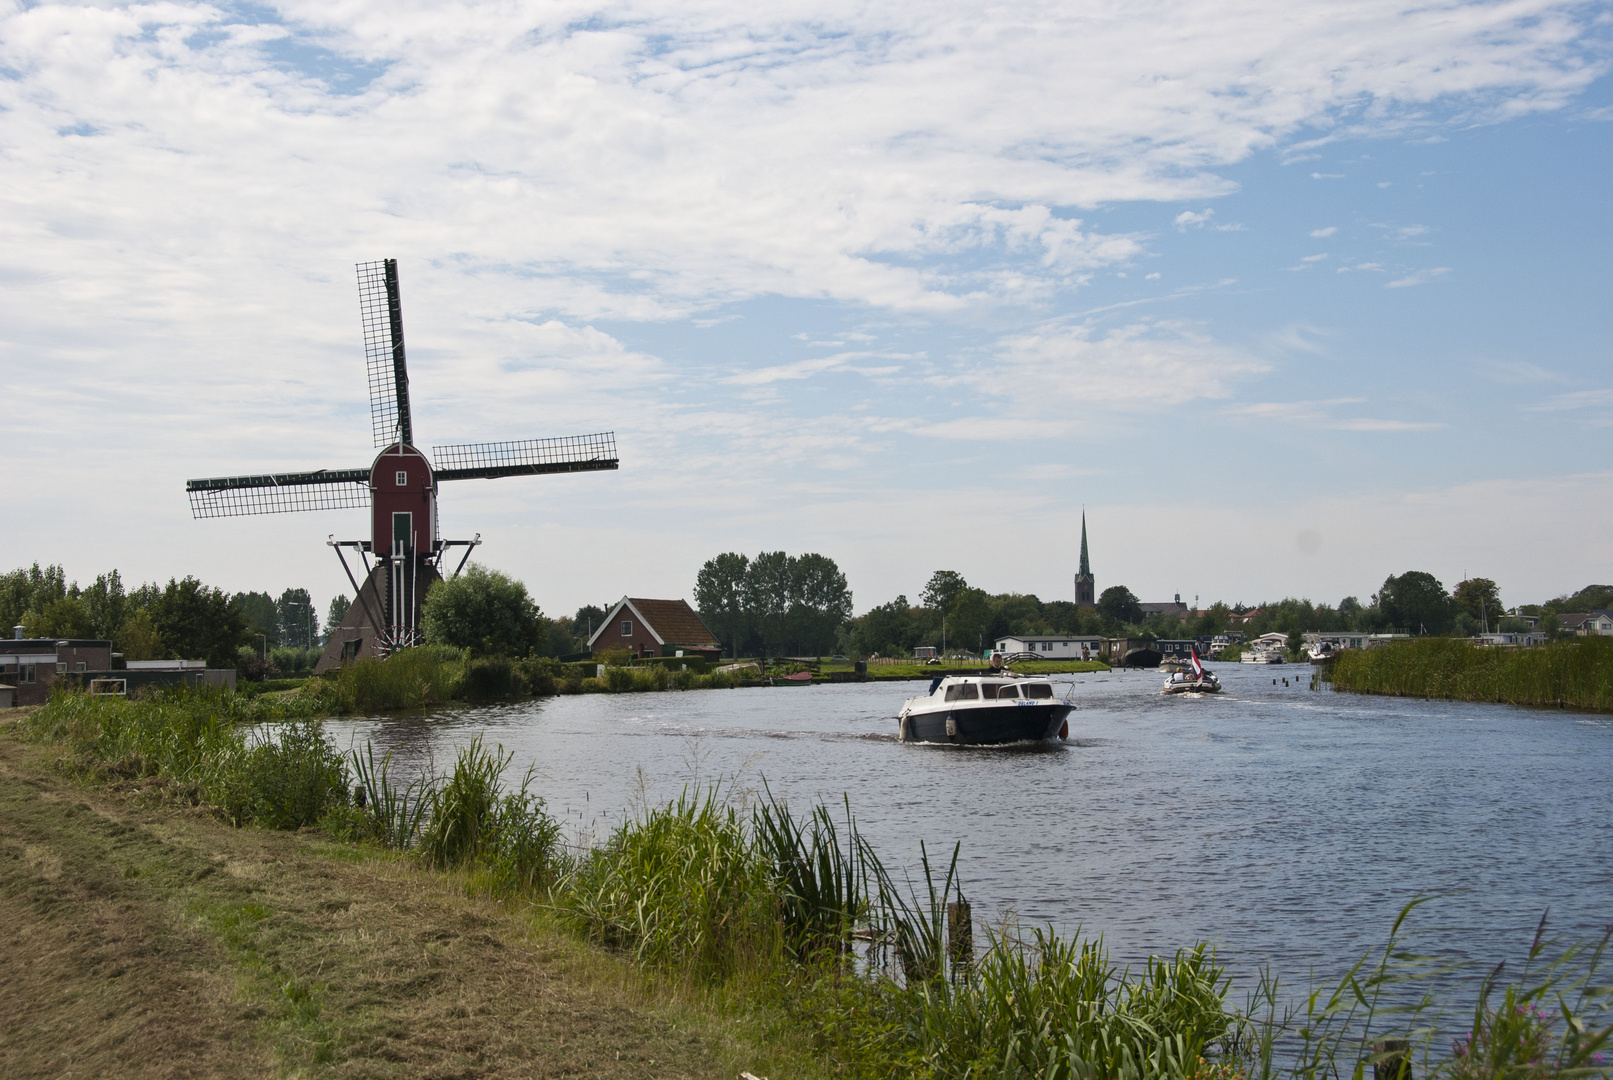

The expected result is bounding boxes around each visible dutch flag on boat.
[1190,649,1204,678]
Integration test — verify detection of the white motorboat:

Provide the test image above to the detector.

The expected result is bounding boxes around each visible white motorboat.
[1305,640,1340,664]
[1163,650,1220,692]
[897,674,1073,745]
[1239,646,1286,664]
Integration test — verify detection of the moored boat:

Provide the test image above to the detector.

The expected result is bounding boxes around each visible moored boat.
[897,674,1073,745]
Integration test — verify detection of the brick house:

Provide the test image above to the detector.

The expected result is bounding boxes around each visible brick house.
[587,598,722,660]
[0,634,114,706]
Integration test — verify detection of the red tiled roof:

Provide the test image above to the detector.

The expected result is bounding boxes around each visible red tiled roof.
[627,598,719,647]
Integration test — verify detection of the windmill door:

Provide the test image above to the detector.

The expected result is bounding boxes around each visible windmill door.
[389,512,416,636]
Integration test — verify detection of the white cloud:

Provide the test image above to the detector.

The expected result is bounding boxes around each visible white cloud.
[939,319,1271,431]
[1312,172,1347,179]
[1525,388,1613,411]
[1310,226,1338,237]
[1223,399,1443,431]
[1175,209,1215,230]
[1301,252,1330,262]
[1385,267,1452,287]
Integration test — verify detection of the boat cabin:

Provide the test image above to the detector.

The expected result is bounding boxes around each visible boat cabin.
[927,676,1056,701]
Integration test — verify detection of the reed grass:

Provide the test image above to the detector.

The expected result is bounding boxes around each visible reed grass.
[23,685,347,829]
[1327,638,1613,711]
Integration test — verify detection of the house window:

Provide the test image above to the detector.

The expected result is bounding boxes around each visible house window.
[396,470,408,486]
[56,662,66,674]
[621,620,633,637]
[21,665,35,683]
[76,661,86,673]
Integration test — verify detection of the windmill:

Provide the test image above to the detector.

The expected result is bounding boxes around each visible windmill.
[185,259,619,670]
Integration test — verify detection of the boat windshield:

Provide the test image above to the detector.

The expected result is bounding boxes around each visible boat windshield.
[994,684,1019,699]
[943,683,980,702]
[1022,683,1054,699]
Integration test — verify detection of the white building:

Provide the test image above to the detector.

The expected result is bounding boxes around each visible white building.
[1473,632,1548,647]
[994,635,1105,659]
[1299,631,1412,650]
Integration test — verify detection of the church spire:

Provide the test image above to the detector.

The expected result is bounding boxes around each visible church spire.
[1074,509,1095,607]
[1079,511,1090,576]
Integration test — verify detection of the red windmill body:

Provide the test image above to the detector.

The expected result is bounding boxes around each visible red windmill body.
[185,259,619,670]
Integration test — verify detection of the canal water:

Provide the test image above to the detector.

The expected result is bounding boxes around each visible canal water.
[326,664,1613,992]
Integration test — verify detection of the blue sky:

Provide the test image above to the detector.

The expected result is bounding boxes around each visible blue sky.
[2,0,1610,620]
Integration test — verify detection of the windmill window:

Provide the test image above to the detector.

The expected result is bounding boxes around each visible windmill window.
[621,620,633,637]
[396,470,408,487]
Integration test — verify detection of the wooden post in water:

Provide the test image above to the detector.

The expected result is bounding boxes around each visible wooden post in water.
[947,899,973,983]
[1372,1038,1412,1080]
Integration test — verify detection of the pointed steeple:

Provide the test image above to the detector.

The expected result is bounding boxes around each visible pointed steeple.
[1074,509,1095,607]
[1078,511,1090,576]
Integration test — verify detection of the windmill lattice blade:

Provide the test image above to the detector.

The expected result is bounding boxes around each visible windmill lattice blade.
[433,432,619,482]
[185,469,371,519]
[357,259,411,447]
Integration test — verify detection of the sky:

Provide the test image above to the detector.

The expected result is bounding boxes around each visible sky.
[3,0,1611,621]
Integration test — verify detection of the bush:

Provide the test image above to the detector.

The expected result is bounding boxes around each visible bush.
[461,656,527,702]
[417,737,563,894]
[216,720,349,829]
[308,645,465,714]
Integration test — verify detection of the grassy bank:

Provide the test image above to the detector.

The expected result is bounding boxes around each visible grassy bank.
[1327,637,1613,710]
[11,688,1613,1079]
[298,647,740,714]
[851,658,1110,680]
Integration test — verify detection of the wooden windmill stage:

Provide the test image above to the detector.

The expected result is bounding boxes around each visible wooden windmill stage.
[185,259,619,673]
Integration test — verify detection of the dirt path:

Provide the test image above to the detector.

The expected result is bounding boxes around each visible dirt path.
[0,730,761,1079]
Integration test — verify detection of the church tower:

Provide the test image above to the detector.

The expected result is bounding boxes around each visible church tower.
[1074,511,1095,607]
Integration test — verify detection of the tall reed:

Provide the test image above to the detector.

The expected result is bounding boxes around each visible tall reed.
[1328,638,1613,710]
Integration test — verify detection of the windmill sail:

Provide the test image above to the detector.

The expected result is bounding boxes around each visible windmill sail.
[186,468,371,519]
[433,432,619,482]
[357,259,412,447]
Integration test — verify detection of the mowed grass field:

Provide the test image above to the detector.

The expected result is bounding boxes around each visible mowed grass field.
[0,717,804,1080]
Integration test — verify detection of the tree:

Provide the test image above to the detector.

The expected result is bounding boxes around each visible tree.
[946,588,992,655]
[787,553,852,655]
[1096,585,1142,626]
[80,571,127,638]
[326,595,352,637]
[571,604,609,647]
[921,571,969,614]
[1452,578,1502,631]
[420,564,543,656]
[0,563,68,633]
[150,577,250,667]
[276,588,317,648]
[25,596,95,639]
[848,595,916,657]
[232,591,280,648]
[1377,571,1453,636]
[115,610,163,661]
[694,552,751,657]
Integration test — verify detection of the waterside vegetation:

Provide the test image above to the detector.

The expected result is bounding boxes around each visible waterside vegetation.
[13,686,1613,1079]
[1327,637,1613,711]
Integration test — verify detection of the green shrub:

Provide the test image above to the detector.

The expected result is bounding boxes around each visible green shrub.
[560,789,775,974]
[461,655,526,702]
[416,737,563,895]
[309,645,465,714]
[222,720,348,829]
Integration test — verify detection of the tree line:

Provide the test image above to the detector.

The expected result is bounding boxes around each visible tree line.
[694,551,853,657]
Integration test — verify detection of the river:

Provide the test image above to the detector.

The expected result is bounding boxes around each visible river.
[325,663,1613,993]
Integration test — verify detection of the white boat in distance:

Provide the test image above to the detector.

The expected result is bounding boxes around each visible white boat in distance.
[897,674,1073,745]
[1239,646,1286,664]
[1163,650,1221,693]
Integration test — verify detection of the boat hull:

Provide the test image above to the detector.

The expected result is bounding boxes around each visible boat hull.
[898,703,1072,745]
